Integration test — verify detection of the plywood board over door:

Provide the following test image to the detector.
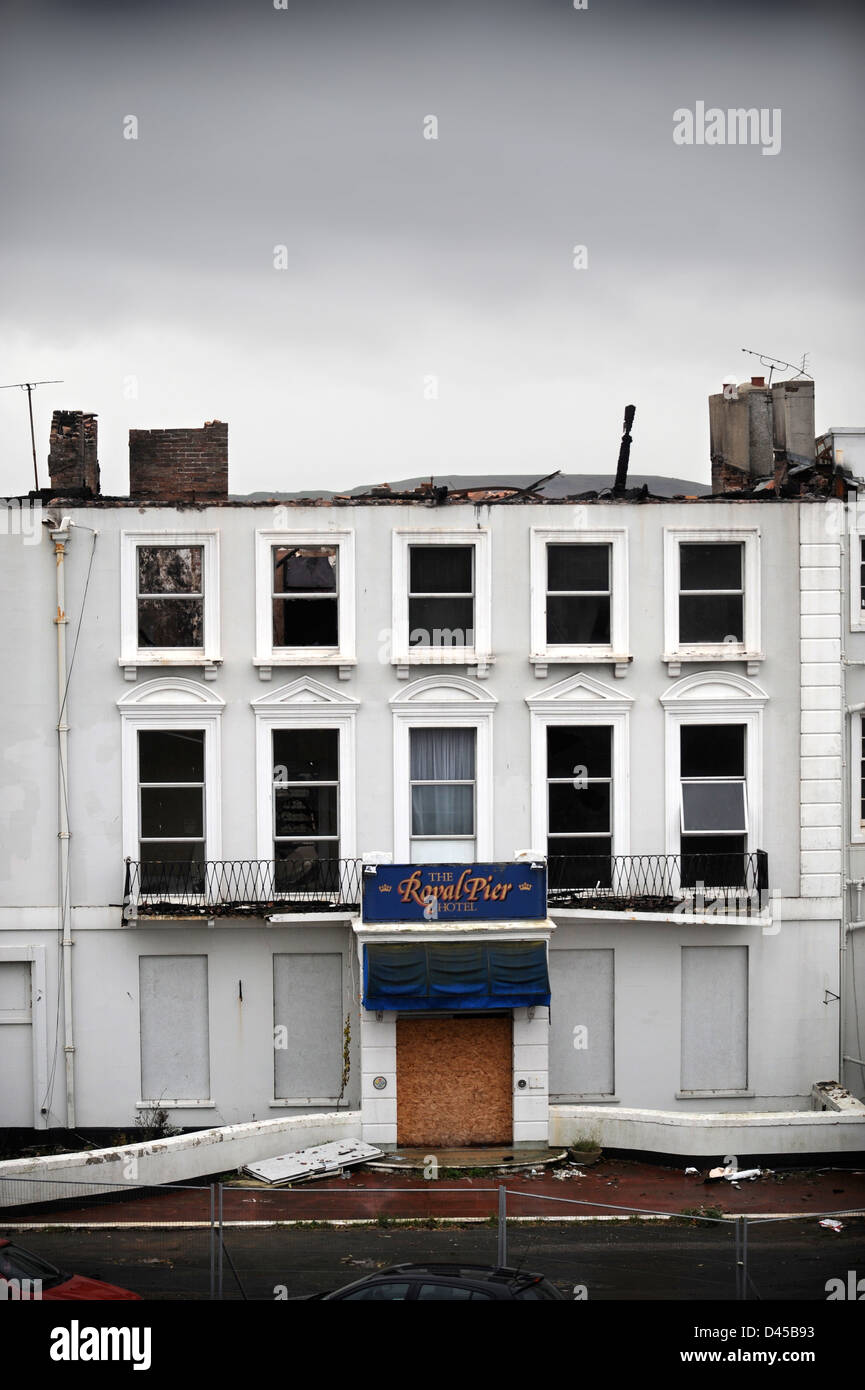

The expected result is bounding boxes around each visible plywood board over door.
[396,1014,512,1147]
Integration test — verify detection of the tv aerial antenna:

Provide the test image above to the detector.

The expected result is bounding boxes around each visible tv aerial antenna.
[0,379,63,490]
[740,349,812,387]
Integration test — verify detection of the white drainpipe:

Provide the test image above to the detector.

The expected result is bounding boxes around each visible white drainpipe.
[51,519,75,1129]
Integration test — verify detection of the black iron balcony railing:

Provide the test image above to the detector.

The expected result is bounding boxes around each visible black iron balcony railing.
[123,857,363,923]
[546,851,769,915]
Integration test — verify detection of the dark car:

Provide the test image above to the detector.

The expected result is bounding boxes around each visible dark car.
[311,1262,566,1301]
[0,1238,141,1300]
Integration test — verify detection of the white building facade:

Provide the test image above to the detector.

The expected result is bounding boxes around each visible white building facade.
[1,409,863,1157]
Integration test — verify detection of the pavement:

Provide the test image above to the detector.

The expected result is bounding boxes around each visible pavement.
[3,1156,865,1225]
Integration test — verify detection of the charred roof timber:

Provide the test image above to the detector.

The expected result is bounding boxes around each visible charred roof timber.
[613,405,637,496]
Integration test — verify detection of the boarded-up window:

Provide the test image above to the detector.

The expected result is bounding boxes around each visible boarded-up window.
[139,956,210,1102]
[549,948,614,1098]
[0,962,33,1127]
[273,954,343,1100]
[681,946,748,1092]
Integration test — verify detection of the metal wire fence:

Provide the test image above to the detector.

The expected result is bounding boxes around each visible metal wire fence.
[0,1176,861,1301]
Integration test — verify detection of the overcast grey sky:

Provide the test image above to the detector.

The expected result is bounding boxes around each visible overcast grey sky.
[0,0,862,496]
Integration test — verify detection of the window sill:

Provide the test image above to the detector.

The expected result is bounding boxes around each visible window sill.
[136,1099,215,1109]
[531,653,632,680]
[120,656,222,682]
[254,655,356,682]
[269,1098,343,1108]
[663,651,763,678]
[551,1094,620,1105]
[393,653,495,680]
[675,1089,754,1100]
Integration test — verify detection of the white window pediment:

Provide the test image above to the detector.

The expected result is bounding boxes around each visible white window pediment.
[390,675,497,709]
[117,677,226,712]
[660,671,768,712]
[251,676,360,714]
[525,671,634,714]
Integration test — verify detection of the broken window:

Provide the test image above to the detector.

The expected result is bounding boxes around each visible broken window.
[678,542,744,644]
[680,723,747,886]
[410,727,476,857]
[138,729,205,892]
[137,545,204,648]
[408,545,474,648]
[546,725,612,887]
[272,728,340,889]
[546,543,611,645]
[272,545,338,648]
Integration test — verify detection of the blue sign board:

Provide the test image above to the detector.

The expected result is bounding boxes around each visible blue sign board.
[362,862,547,923]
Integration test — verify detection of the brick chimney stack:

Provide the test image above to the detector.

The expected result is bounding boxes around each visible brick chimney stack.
[129,421,228,501]
[47,411,100,495]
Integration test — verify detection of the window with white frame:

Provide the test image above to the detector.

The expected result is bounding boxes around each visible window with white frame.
[661,671,766,889]
[254,530,355,677]
[391,530,492,675]
[663,528,761,674]
[391,676,496,860]
[526,672,632,891]
[850,711,865,844]
[679,723,748,885]
[409,546,474,649]
[272,727,341,890]
[409,727,476,861]
[118,678,225,893]
[530,529,629,676]
[120,532,220,677]
[849,533,865,633]
[138,729,206,892]
[251,677,358,884]
[546,725,613,887]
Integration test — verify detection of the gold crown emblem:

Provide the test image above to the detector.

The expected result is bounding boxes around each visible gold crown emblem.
[378,883,392,893]
[518,882,533,892]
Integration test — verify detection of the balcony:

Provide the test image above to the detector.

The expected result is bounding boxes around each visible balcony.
[122,857,363,923]
[546,851,769,916]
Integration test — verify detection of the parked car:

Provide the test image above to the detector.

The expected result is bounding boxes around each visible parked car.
[0,1238,141,1300]
[310,1262,566,1300]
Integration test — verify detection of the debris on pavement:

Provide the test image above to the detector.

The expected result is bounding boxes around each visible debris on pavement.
[243,1139,384,1186]
[819,1219,844,1233]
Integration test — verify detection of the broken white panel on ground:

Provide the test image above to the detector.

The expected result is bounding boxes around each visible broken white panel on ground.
[243,1140,383,1186]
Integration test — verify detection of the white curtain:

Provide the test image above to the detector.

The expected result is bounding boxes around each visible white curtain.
[410,728,475,836]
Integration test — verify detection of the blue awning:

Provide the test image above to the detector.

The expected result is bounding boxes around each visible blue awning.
[363,941,550,1012]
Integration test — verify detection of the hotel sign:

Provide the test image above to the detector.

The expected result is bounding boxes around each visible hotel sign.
[362,862,547,923]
